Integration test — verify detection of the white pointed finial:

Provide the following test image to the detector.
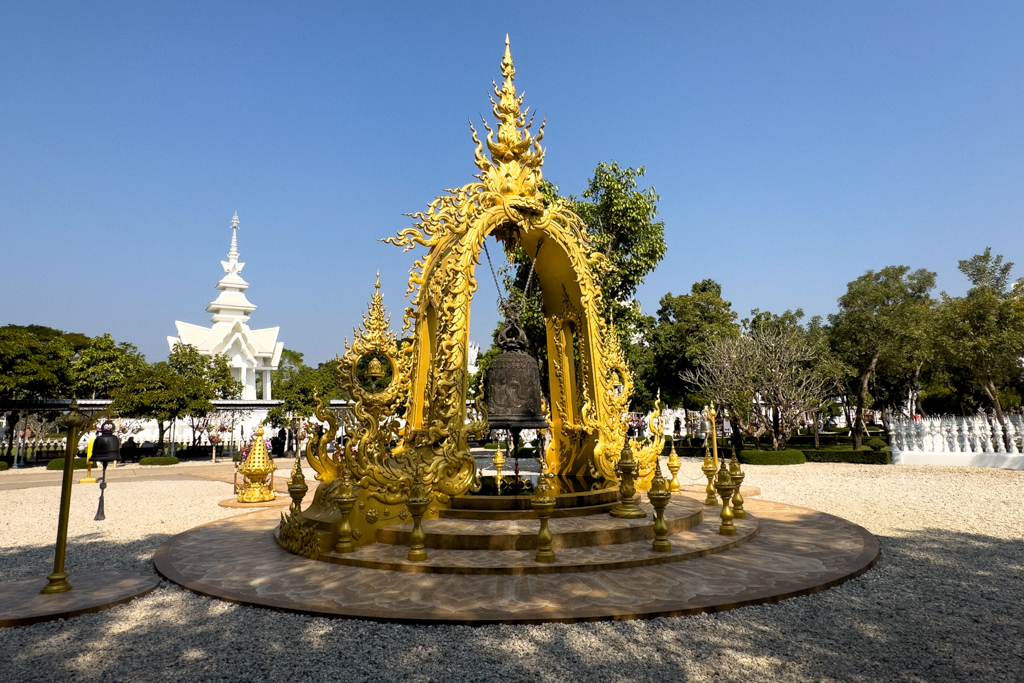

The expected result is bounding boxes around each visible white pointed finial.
[228,212,240,261]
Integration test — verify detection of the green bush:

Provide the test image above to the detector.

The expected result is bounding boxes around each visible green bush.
[0,461,8,471]
[140,456,179,466]
[46,458,89,470]
[483,442,506,450]
[801,449,891,465]
[866,437,888,451]
[738,449,806,465]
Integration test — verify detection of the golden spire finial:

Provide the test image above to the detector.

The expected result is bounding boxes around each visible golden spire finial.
[501,33,515,81]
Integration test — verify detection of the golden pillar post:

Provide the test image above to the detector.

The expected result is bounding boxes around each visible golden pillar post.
[707,403,719,470]
[334,466,357,554]
[406,472,430,562]
[41,400,90,594]
[532,472,556,563]
[610,440,646,519]
[666,437,681,493]
[648,460,672,552]
[729,455,746,519]
[714,461,737,536]
[286,449,308,516]
[701,445,718,506]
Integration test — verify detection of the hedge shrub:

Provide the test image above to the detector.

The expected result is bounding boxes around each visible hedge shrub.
[866,437,888,451]
[738,449,806,465]
[46,458,89,470]
[801,449,892,465]
[0,461,8,471]
[140,456,179,466]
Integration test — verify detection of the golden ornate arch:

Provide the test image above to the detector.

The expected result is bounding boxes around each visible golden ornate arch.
[296,37,662,549]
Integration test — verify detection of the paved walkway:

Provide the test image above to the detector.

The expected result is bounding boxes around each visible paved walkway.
[0,463,241,491]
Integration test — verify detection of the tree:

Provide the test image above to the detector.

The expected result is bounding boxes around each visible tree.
[266,349,342,428]
[111,344,241,447]
[110,362,182,447]
[167,344,240,445]
[0,326,76,401]
[71,333,147,398]
[650,280,740,409]
[828,266,937,450]
[685,325,831,451]
[935,249,1024,436]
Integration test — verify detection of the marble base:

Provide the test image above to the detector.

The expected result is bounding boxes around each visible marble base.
[0,570,161,628]
[154,495,879,624]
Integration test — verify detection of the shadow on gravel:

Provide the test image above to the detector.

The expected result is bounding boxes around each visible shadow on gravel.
[0,535,173,583]
[1,529,1022,682]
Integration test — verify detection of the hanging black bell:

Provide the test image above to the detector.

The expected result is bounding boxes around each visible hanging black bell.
[92,422,121,463]
[486,303,548,431]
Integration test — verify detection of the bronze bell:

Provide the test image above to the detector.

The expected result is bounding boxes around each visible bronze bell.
[486,301,548,432]
[91,422,120,463]
[365,356,385,380]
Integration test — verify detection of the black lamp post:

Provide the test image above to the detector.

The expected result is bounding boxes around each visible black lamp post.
[91,421,120,521]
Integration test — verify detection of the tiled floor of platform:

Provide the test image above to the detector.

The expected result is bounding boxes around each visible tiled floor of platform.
[154,493,878,624]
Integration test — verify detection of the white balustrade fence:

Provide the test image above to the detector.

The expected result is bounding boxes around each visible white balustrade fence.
[891,414,1024,470]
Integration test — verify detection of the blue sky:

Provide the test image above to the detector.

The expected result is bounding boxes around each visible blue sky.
[1,1,1021,363]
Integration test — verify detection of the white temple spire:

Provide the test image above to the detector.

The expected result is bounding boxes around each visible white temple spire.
[228,211,240,262]
[167,212,284,400]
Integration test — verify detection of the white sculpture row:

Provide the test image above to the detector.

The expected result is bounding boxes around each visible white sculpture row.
[890,414,1023,455]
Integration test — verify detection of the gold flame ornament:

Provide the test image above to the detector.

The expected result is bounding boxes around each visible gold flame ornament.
[236,425,277,503]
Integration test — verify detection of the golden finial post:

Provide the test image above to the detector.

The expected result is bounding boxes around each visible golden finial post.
[406,469,430,562]
[666,436,681,493]
[648,459,672,552]
[714,461,737,536]
[610,440,647,519]
[531,471,556,563]
[286,447,308,516]
[701,442,718,506]
[333,456,357,553]
[706,403,719,470]
[729,455,746,519]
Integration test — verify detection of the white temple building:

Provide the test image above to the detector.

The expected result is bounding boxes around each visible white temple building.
[168,213,284,400]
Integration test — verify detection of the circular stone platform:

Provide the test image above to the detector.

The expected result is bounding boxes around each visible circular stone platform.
[0,570,161,628]
[154,493,879,624]
[218,496,290,509]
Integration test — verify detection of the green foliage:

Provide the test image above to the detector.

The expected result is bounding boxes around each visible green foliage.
[865,437,888,451]
[738,449,806,465]
[801,449,892,465]
[111,344,241,446]
[484,442,506,450]
[46,457,89,470]
[140,456,179,466]
[491,162,666,407]
[0,461,8,471]
[935,250,1024,421]
[0,326,75,400]
[828,266,936,448]
[650,280,740,408]
[266,349,343,427]
[72,333,147,399]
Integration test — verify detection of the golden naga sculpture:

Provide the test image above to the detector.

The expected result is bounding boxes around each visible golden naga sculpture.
[236,425,276,503]
[282,36,662,554]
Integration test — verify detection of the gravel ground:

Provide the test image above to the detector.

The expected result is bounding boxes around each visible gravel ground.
[2,463,1023,683]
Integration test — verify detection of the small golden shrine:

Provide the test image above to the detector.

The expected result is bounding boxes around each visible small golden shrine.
[279,36,664,557]
[236,425,277,503]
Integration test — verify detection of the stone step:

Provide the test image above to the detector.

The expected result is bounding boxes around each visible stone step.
[319,514,758,575]
[450,485,618,511]
[376,497,704,551]
[439,501,617,520]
